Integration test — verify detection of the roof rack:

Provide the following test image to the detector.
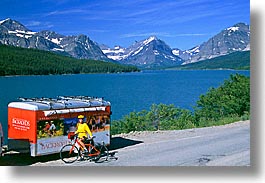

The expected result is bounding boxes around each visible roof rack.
[13,96,110,111]
[18,96,109,106]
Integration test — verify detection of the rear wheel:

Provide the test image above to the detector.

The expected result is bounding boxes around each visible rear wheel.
[60,144,79,163]
[94,144,109,163]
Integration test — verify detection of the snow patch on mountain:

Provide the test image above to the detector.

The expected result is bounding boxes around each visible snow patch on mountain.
[172,49,180,56]
[0,18,11,25]
[143,36,156,45]
[227,26,239,32]
[132,46,144,56]
[7,29,37,39]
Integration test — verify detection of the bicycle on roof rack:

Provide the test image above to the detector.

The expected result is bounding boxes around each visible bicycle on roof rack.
[60,134,109,164]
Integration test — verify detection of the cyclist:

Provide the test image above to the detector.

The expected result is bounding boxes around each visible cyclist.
[75,115,93,152]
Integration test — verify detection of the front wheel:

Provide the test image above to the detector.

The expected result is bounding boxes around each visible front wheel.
[60,144,79,163]
[94,144,109,163]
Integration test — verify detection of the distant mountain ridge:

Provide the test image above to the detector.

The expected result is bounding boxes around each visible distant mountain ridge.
[101,36,184,69]
[172,23,250,64]
[0,18,111,62]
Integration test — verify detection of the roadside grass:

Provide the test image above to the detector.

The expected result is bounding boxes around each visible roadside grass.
[197,115,243,128]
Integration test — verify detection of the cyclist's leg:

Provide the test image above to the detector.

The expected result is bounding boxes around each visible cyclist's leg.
[78,137,87,152]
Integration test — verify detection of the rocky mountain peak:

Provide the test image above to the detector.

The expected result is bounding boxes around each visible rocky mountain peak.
[0,18,29,32]
[142,36,158,44]
[172,22,250,64]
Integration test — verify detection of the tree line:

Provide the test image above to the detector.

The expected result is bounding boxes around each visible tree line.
[111,74,250,135]
[0,44,139,76]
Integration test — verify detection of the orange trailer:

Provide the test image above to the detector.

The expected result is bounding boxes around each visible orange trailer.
[8,96,111,157]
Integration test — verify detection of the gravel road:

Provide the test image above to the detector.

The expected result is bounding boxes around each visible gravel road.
[30,120,250,166]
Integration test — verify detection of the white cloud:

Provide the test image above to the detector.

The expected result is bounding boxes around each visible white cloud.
[25,20,54,30]
[44,9,86,16]
[25,21,42,27]
[120,32,207,38]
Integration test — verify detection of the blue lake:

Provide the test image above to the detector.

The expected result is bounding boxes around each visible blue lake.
[0,70,249,143]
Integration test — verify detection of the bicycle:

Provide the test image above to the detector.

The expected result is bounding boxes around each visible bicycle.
[60,134,109,164]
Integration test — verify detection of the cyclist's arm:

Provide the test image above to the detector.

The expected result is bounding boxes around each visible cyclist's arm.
[85,124,93,137]
[74,127,80,134]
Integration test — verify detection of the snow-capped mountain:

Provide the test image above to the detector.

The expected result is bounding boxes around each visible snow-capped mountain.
[172,23,250,64]
[0,18,62,52]
[0,18,111,62]
[0,18,29,32]
[102,36,184,68]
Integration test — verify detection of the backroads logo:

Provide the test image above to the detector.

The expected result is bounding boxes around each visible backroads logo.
[37,136,71,155]
[39,140,69,150]
[12,118,30,131]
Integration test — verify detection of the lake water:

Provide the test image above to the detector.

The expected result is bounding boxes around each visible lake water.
[0,70,249,143]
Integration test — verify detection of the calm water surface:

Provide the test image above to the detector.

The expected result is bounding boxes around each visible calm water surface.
[0,70,249,143]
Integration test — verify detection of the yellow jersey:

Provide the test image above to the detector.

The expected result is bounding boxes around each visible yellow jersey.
[75,123,92,138]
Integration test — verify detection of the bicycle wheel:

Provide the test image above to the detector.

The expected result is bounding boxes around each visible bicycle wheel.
[60,144,79,163]
[94,144,109,163]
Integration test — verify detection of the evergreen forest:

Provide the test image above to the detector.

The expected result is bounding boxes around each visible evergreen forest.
[0,44,139,76]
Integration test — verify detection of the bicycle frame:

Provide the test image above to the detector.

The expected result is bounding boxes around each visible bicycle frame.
[84,142,101,157]
[60,134,109,163]
[70,136,101,157]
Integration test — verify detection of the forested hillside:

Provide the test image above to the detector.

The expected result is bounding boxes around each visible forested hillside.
[170,51,250,70]
[0,45,139,76]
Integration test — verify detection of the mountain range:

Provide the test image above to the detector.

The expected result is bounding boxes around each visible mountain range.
[101,23,250,68]
[0,18,111,62]
[0,18,250,69]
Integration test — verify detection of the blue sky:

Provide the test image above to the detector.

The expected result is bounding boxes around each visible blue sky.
[0,0,249,50]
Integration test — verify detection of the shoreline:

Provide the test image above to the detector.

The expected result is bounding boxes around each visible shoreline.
[0,69,249,78]
[0,70,141,78]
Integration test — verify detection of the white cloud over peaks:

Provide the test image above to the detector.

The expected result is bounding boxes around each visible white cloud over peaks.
[25,21,41,27]
[120,32,208,38]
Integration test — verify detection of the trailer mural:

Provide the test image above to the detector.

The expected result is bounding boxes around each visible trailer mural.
[8,96,111,156]
[37,119,64,139]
